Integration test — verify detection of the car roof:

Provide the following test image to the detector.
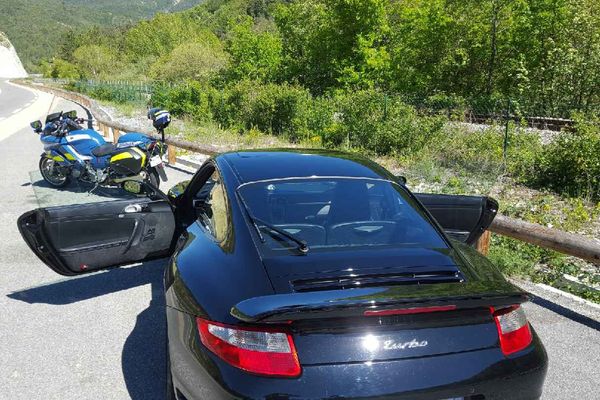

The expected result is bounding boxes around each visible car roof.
[218,149,395,185]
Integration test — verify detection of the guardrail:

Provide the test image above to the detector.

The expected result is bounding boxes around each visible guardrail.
[14,79,600,265]
[16,80,222,159]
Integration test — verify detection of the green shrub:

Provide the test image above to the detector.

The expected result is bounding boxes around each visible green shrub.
[438,127,504,175]
[530,114,600,199]
[324,90,445,155]
[304,96,336,143]
[488,235,563,278]
[151,81,217,123]
[467,93,508,116]
[215,81,312,141]
[42,59,81,79]
[149,39,229,82]
[505,127,543,180]
[424,122,543,179]
[423,93,467,120]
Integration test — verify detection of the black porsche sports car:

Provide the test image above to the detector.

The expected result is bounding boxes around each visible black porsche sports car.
[18,149,547,400]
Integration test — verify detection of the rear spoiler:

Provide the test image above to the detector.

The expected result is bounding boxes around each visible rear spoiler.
[231,282,529,323]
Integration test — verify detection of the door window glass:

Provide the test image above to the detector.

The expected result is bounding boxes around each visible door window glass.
[197,170,229,241]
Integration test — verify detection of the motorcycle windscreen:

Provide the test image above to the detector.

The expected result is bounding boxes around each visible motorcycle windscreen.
[17,198,175,276]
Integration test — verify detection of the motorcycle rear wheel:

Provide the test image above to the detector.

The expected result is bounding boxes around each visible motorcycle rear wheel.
[39,157,70,187]
[146,167,160,189]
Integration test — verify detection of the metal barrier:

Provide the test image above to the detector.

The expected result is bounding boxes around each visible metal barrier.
[15,79,600,265]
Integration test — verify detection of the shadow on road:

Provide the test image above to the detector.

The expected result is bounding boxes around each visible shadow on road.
[531,296,600,332]
[7,260,167,400]
[30,171,137,206]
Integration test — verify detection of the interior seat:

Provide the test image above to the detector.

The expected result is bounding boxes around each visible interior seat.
[327,221,397,246]
[326,181,371,226]
[275,224,326,247]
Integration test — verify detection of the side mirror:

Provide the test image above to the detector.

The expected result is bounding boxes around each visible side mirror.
[395,175,407,185]
[122,180,145,195]
[168,180,190,200]
[64,110,77,120]
[30,120,42,132]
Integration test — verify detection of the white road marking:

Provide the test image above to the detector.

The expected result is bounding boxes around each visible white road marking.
[0,84,55,143]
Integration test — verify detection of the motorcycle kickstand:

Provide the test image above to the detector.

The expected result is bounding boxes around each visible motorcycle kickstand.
[87,181,100,195]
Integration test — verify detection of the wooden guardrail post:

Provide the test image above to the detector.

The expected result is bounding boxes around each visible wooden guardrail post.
[476,230,491,256]
[112,128,120,143]
[490,215,600,265]
[168,146,177,165]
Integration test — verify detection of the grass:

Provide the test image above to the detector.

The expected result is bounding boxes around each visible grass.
[101,100,146,118]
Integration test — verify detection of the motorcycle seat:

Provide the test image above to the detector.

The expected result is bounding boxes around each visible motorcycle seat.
[92,143,117,157]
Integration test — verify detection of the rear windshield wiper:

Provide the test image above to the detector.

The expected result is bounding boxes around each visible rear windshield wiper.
[253,217,309,254]
[236,192,309,254]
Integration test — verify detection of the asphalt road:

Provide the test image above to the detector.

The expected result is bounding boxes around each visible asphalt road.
[0,80,36,120]
[0,80,192,400]
[0,80,598,400]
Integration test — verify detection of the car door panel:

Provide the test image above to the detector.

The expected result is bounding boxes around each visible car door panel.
[415,193,498,245]
[18,198,176,276]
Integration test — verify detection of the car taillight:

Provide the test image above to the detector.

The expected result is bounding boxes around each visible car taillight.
[491,305,532,356]
[196,318,301,378]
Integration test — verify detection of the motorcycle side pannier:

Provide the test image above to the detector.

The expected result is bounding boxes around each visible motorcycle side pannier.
[109,147,145,175]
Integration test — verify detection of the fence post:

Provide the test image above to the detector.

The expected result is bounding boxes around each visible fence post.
[476,230,492,256]
[112,129,120,143]
[503,97,511,165]
[168,146,177,165]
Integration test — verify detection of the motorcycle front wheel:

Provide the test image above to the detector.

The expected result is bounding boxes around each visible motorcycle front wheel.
[39,157,70,187]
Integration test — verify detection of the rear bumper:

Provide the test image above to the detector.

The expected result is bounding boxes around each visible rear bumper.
[168,308,547,400]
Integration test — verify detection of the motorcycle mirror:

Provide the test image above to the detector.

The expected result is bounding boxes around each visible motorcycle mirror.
[122,181,145,195]
[122,180,164,200]
[167,180,191,200]
[64,110,78,120]
[395,175,407,185]
[30,120,43,132]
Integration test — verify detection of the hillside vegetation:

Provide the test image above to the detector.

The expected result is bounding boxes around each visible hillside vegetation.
[43,0,599,299]
[0,0,203,70]
[52,0,599,195]
[48,0,599,115]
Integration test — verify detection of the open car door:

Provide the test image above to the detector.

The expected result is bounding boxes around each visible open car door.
[415,193,498,245]
[18,197,176,276]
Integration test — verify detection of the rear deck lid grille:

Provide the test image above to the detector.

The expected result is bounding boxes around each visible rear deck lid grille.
[291,269,465,292]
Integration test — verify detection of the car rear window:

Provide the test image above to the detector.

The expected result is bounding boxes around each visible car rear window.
[238,178,447,252]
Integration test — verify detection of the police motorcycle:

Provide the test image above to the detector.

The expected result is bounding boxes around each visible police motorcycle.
[30,108,171,190]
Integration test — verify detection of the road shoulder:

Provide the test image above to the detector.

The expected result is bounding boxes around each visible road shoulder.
[0,81,54,143]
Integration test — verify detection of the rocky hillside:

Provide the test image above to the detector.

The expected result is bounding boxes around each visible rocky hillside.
[0,33,27,78]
